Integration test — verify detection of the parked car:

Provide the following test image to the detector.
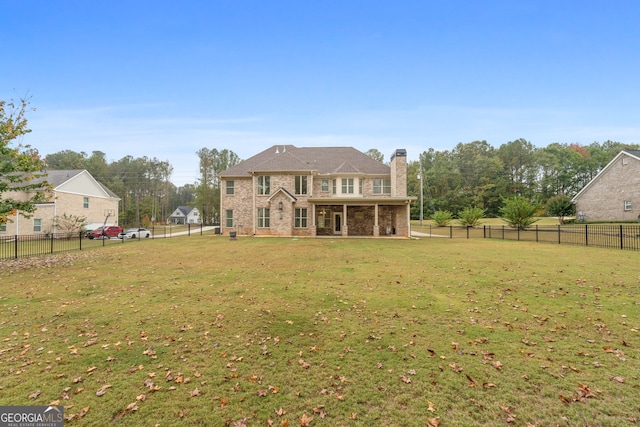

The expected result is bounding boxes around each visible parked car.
[118,227,151,239]
[85,225,123,239]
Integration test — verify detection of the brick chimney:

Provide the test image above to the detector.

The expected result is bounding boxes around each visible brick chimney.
[390,149,407,197]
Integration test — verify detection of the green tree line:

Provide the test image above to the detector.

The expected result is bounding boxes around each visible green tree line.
[408,139,640,220]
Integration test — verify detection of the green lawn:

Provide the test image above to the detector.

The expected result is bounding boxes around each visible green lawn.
[1,236,638,426]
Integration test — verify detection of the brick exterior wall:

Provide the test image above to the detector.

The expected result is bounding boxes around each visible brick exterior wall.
[220,148,413,238]
[390,150,407,197]
[575,153,640,221]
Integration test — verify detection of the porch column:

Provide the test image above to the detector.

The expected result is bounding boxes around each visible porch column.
[373,204,380,237]
[342,204,348,237]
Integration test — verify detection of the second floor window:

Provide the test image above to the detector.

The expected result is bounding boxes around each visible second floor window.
[226,180,235,195]
[624,200,632,211]
[373,178,391,194]
[83,197,89,208]
[295,176,307,195]
[257,176,270,195]
[321,179,329,192]
[341,178,354,194]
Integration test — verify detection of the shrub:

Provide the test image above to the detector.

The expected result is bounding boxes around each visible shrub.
[457,206,485,227]
[500,196,539,230]
[431,210,454,227]
[545,194,575,225]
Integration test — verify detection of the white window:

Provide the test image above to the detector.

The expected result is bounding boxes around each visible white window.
[34,219,42,232]
[225,210,233,227]
[373,178,391,194]
[321,179,329,192]
[295,176,308,195]
[258,208,270,228]
[341,178,354,194]
[624,200,632,211]
[83,197,89,208]
[226,180,234,195]
[257,176,270,195]
[0,223,6,232]
[294,208,308,228]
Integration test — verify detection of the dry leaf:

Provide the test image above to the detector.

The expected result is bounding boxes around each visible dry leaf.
[189,388,200,397]
[299,413,313,426]
[28,390,41,399]
[96,384,111,396]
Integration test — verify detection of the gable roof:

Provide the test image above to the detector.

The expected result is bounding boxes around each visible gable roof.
[169,206,198,217]
[29,169,119,199]
[220,145,390,177]
[572,150,640,202]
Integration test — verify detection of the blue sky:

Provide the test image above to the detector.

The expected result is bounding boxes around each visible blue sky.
[3,1,640,186]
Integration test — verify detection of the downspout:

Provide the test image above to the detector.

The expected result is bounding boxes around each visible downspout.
[53,190,57,234]
[252,173,256,235]
[406,200,411,238]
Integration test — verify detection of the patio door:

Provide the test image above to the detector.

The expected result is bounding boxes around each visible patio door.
[333,213,342,235]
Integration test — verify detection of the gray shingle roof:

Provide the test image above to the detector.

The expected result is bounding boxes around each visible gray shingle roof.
[220,145,391,177]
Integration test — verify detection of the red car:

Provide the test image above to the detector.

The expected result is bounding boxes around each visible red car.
[85,225,123,239]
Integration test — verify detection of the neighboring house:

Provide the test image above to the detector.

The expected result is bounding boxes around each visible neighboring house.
[167,206,200,224]
[572,150,640,222]
[0,169,120,235]
[219,145,416,237]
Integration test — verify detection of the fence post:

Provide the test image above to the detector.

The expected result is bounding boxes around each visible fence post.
[466,226,470,239]
[483,225,486,239]
[50,233,54,254]
[79,231,83,251]
[535,225,538,242]
[585,224,588,247]
[517,227,520,241]
[501,226,504,240]
[449,226,453,239]
[188,223,191,236]
[558,225,561,244]
[620,225,624,250]
[14,235,18,259]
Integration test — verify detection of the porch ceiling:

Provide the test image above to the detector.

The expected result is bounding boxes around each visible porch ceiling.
[308,196,415,205]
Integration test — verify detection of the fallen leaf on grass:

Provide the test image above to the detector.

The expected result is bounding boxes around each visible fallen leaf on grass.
[96,384,111,396]
[611,376,625,383]
[28,390,41,399]
[189,388,200,397]
[427,401,436,412]
[400,374,412,384]
[299,413,313,426]
[427,417,440,427]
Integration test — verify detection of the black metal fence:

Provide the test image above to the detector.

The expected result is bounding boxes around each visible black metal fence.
[421,224,640,251]
[0,223,215,260]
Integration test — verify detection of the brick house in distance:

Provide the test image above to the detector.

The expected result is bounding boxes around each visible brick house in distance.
[1,169,120,235]
[219,146,416,237]
[572,150,640,222]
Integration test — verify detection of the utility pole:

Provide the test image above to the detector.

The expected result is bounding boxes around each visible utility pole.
[418,171,424,226]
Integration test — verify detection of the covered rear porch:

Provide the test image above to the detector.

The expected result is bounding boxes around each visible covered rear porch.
[310,198,413,238]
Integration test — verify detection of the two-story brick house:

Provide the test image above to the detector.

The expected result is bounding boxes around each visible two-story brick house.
[1,169,120,235]
[219,146,416,237]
